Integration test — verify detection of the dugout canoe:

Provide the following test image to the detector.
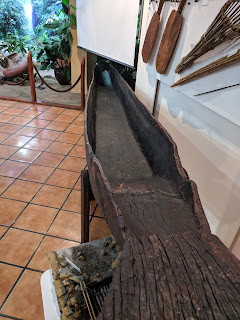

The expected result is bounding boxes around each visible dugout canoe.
[85,62,240,320]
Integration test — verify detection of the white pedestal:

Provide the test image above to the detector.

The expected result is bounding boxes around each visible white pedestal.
[40,269,61,320]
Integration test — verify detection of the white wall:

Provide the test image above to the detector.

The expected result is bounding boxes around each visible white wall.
[135,0,240,259]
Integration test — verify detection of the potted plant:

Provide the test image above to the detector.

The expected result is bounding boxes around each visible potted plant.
[35,0,76,85]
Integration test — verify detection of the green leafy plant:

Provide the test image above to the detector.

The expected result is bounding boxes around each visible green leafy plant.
[32,0,62,27]
[0,33,32,55]
[0,0,28,38]
[35,1,77,84]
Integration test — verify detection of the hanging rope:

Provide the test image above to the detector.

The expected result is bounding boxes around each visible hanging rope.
[0,73,29,86]
[33,65,81,93]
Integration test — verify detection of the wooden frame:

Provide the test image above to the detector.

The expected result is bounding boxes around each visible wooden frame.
[81,170,94,243]
[0,52,86,110]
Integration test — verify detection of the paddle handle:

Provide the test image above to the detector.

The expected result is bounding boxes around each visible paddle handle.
[157,0,165,15]
[177,0,187,14]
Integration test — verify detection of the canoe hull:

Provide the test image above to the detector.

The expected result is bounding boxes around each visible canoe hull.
[84,63,240,319]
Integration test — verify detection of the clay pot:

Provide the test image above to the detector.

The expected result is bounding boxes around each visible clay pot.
[54,67,70,85]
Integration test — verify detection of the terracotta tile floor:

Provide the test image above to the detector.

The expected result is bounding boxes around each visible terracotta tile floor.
[0,100,111,320]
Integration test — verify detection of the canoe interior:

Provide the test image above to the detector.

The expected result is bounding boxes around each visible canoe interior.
[85,62,240,319]
[87,63,208,239]
[95,83,200,238]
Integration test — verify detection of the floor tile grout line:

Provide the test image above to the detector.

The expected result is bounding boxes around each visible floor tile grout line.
[21,182,81,276]
[70,165,86,191]
[0,255,45,314]
[0,117,84,165]
[0,163,84,182]
[0,261,24,269]
[0,269,26,311]
[0,122,45,172]
[0,176,80,191]
[0,104,83,133]
[28,148,77,204]
[0,261,44,274]
[25,267,45,274]
[0,112,45,127]
[0,107,84,240]
[44,168,81,190]
[0,312,23,320]
[89,203,99,223]
[0,153,86,175]
[0,112,83,240]
[0,224,49,310]
[8,226,81,244]
[14,129,84,141]
[0,178,17,196]
[0,103,64,136]
[0,201,30,241]
[1,106,34,119]
[23,153,88,271]
[0,197,82,215]
[0,212,61,312]
[26,116,85,206]
[0,102,85,311]
[0,155,85,215]
[0,122,85,197]
[25,267,44,274]
[73,175,82,191]
[7,131,84,148]
[0,103,31,112]
[0,148,74,237]
[0,124,84,145]
[0,120,84,136]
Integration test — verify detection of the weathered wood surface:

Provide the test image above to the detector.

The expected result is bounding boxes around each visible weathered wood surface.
[84,62,240,319]
[142,0,164,63]
[2,59,28,78]
[156,0,187,74]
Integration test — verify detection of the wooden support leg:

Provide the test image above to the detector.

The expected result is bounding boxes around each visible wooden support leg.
[81,170,94,243]
[81,57,86,111]
[152,79,160,117]
[27,51,37,103]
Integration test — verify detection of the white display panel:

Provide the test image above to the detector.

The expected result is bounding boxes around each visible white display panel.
[154,0,240,126]
[76,0,139,67]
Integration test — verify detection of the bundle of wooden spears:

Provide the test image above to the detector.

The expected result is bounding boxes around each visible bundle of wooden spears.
[172,48,240,87]
[175,0,240,73]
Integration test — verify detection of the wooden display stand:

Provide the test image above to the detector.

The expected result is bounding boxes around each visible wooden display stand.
[81,170,94,243]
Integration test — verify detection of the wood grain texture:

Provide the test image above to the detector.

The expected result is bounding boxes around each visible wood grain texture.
[142,12,161,63]
[27,51,37,103]
[2,59,28,78]
[156,10,183,74]
[85,62,240,319]
[142,0,165,63]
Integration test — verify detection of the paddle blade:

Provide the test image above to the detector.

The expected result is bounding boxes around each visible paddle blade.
[156,10,183,74]
[142,12,160,63]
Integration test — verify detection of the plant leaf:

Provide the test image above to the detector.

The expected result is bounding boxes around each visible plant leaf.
[70,14,76,26]
[43,22,60,29]
[70,4,76,11]
[57,9,65,16]
[62,0,69,5]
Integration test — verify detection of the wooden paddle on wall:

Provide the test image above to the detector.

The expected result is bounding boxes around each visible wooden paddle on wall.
[156,0,187,74]
[142,0,165,63]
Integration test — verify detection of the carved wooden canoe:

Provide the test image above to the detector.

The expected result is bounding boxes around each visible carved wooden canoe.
[2,59,28,78]
[85,62,240,319]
